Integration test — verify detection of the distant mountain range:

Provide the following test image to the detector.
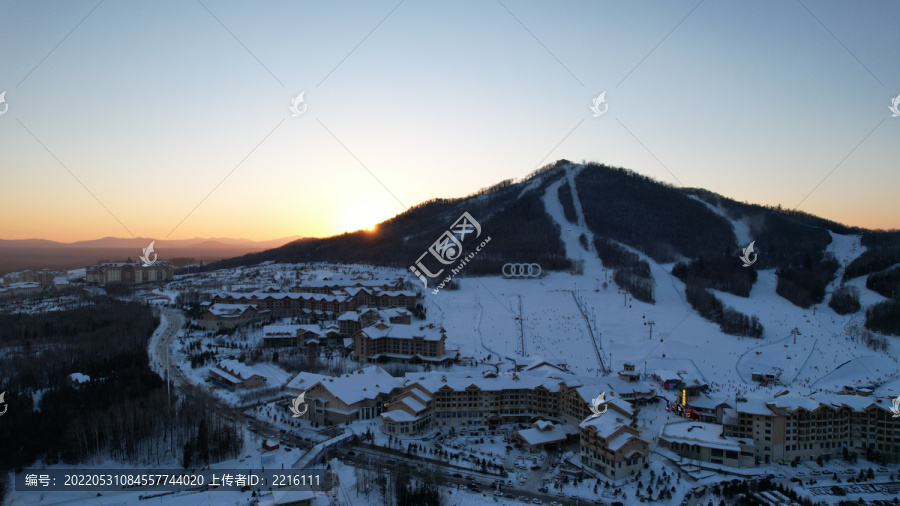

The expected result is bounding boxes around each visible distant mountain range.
[0,236,301,273]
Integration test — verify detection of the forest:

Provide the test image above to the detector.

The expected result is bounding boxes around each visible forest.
[576,163,737,264]
[199,161,571,278]
[685,285,764,338]
[557,180,577,224]
[866,266,900,300]
[593,238,654,303]
[0,298,242,496]
[672,255,757,297]
[828,285,861,315]
[865,300,900,336]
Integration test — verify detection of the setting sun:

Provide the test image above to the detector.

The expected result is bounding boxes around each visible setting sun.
[340,212,380,234]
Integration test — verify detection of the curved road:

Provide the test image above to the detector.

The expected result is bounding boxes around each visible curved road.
[149,307,312,451]
[153,307,190,388]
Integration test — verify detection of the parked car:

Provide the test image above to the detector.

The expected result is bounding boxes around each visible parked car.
[538,486,548,493]
[452,473,462,478]
[532,499,543,504]
[790,477,801,483]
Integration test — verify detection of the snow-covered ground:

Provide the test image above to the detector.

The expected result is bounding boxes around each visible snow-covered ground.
[9,168,898,505]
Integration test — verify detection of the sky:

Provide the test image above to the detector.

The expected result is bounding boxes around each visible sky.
[1,0,898,243]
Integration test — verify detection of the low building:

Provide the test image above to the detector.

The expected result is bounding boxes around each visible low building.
[260,324,325,347]
[515,420,578,452]
[209,360,270,389]
[683,395,731,423]
[659,420,755,468]
[200,303,261,330]
[285,366,402,425]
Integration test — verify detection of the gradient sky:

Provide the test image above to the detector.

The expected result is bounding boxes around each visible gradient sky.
[1,0,898,243]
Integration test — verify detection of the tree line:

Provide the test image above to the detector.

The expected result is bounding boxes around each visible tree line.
[0,298,242,476]
[594,238,654,303]
[685,285,764,338]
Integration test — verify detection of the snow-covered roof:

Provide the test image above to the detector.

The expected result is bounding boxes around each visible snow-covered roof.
[310,366,402,406]
[337,311,360,321]
[653,369,682,381]
[404,370,565,394]
[401,397,426,412]
[358,322,445,342]
[516,422,576,446]
[262,323,321,337]
[688,395,731,410]
[607,431,637,452]
[378,290,416,297]
[216,290,348,303]
[206,303,257,317]
[286,371,329,392]
[603,377,656,398]
[579,413,631,438]
[381,410,419,423]
[661,421,752,451]
[408,387,432,402]
[69,372,90,383]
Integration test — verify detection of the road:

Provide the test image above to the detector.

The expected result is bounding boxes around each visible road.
[149,307,311,451]
[153,307,190,388]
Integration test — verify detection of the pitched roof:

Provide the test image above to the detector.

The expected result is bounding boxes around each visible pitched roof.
[359,323,445,342]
